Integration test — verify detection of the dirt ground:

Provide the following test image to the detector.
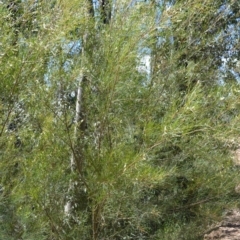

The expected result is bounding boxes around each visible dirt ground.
[204,209,240,240]
[204,145,240,240]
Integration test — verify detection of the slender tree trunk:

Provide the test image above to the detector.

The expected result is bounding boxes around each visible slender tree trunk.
[64,74,85,216]
[64,25,88,217]
[64,2,112,238]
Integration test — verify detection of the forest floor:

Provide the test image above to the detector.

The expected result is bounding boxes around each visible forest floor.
[204,209,240,240]
[204,144,240,240]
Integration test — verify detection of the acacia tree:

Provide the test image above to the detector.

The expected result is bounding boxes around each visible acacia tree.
[0,0,240,239]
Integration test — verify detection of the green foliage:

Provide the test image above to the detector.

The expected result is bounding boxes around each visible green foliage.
[0,0,240,239]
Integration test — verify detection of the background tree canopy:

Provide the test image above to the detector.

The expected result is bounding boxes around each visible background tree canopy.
[0,0,240,239]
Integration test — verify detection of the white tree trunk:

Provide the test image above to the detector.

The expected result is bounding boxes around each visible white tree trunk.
[64,74,84,216]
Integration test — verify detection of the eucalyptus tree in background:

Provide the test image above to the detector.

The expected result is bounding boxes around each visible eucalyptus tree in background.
[63,0,113,232]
